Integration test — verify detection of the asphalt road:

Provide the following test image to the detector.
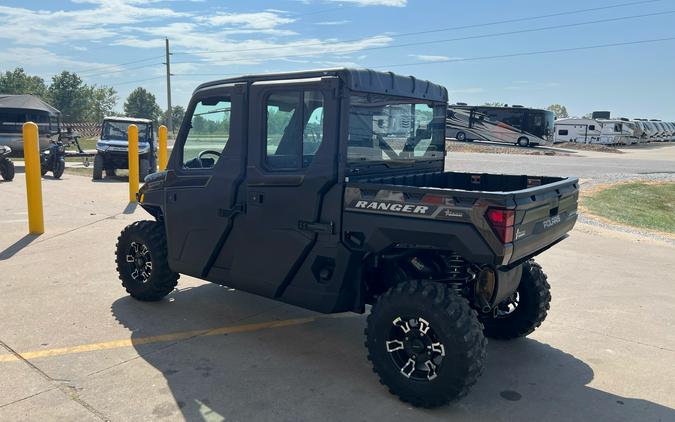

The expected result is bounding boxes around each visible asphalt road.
[1,152,674,421]
[445,144,675,178]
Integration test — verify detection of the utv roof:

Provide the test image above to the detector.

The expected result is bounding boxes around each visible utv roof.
[103,116,153,123]
[0,94,60,115]
[194,68,448,102]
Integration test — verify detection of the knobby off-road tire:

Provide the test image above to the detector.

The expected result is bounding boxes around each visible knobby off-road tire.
[93,154,104,180]
[366,280,487,408]
[0,159,15,181]
[115,220,179,301]
[482,260,551,340]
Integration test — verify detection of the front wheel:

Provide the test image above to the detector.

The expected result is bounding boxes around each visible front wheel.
[93,154,104,180]
[52,158,65,179]
[456,131,467,142]
[366,280,487,408]
[115,221,179,301]
[517,136,530,147]
[481,260,551,340]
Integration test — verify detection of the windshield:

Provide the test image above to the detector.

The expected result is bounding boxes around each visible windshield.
[347,94,445,164]
[101,121,150,142]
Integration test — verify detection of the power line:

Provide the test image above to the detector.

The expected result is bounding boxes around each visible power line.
[168,36,675,78]
[374,36,675,69]
[71,55,165,75]
[78,62,164,78]
[112,76,165,87]
[172,0,666,56]
[169,10,675,66]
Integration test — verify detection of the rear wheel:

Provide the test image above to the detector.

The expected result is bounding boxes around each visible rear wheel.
[481,260,550,340]
[517,136,530,147]
[115,220,179,301]
[93,154,104,180]
[0,159,15,181]
[366,280,486,408]
[456,131,467,142]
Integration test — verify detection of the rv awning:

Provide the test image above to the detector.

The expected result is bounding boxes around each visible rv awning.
[0,95,60,116]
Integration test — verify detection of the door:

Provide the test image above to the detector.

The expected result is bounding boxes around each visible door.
[164,83,247,277]
[211,77,340,299]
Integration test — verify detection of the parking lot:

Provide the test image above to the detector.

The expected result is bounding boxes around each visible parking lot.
[1,148,675,422]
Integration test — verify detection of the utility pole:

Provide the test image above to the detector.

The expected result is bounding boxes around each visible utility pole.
[164,37,173,134]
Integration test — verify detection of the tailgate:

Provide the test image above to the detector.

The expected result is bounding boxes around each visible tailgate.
[508,177,579,264]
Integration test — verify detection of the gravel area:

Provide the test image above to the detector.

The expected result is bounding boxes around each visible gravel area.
[446,140,566,156]
[579,173,675,245]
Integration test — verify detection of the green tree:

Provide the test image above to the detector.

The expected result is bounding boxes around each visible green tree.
[0,67,47,97]
[87,86,118,122]
[47,71,90,122]
[161,105,185,130]
[547,104,569,119]
[483,102,506,107]
[124,87,161,121]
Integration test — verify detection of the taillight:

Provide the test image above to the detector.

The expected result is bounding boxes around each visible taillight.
[486,208,515,243]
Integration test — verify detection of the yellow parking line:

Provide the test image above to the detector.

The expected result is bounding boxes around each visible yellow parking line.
[0,316,319,363]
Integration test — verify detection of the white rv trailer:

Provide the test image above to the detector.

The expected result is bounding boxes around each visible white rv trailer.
[650,120,667,141]
[554,118,601,144]
[554,118,634,144]
[642,121,657,142]
[662,122,675,141]
[631,120,647,142]
[634,119,656,142]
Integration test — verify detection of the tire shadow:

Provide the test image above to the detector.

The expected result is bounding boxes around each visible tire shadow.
[110,284,675,422]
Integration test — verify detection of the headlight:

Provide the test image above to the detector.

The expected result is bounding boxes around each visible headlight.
[96,142,109,152]
[138,144,150,154]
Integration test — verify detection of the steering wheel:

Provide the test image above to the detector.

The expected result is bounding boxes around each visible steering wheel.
[196,150,222,168]
[198,150,221,160]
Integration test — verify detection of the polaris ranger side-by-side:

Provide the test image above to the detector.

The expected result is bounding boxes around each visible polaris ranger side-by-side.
[115,69,578,407]
[93,116,156,180]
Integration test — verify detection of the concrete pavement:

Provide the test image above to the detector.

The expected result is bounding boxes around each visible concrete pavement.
[1,163,674,421]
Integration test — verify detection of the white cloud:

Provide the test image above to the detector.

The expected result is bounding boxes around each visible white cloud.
[0,2,186,46]
[325,0,406,6]
[199,12,295,30]
[315,20,351,26]
[408,54,452,62]
[0,47,119,75]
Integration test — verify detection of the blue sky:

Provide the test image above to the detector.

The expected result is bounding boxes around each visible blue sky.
[1,0,674,119]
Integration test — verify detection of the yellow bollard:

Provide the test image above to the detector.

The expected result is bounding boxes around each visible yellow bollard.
[158,125,168,171]
[22,122,44,234]
[128,124,139,203]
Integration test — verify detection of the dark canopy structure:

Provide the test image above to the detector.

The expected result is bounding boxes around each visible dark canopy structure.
[0,94,61,116]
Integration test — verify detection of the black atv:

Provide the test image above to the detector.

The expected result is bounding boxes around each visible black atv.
[114,69,578,408]
[0,145,15,181]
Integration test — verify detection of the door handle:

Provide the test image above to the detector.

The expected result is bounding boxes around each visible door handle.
[218,205,244,218]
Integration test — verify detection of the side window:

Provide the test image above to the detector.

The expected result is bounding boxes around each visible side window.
[588,125,595,130]
[558,129,568,135]
[182,97,231,169]
[265,90,324,170]
[303,91,324,159]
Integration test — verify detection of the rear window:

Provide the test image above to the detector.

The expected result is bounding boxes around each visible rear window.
[347,94,445,163]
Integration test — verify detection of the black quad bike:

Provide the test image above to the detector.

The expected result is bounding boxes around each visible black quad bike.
[0,145,15,181]
[40,137,66,179]
[114,69,578,408]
